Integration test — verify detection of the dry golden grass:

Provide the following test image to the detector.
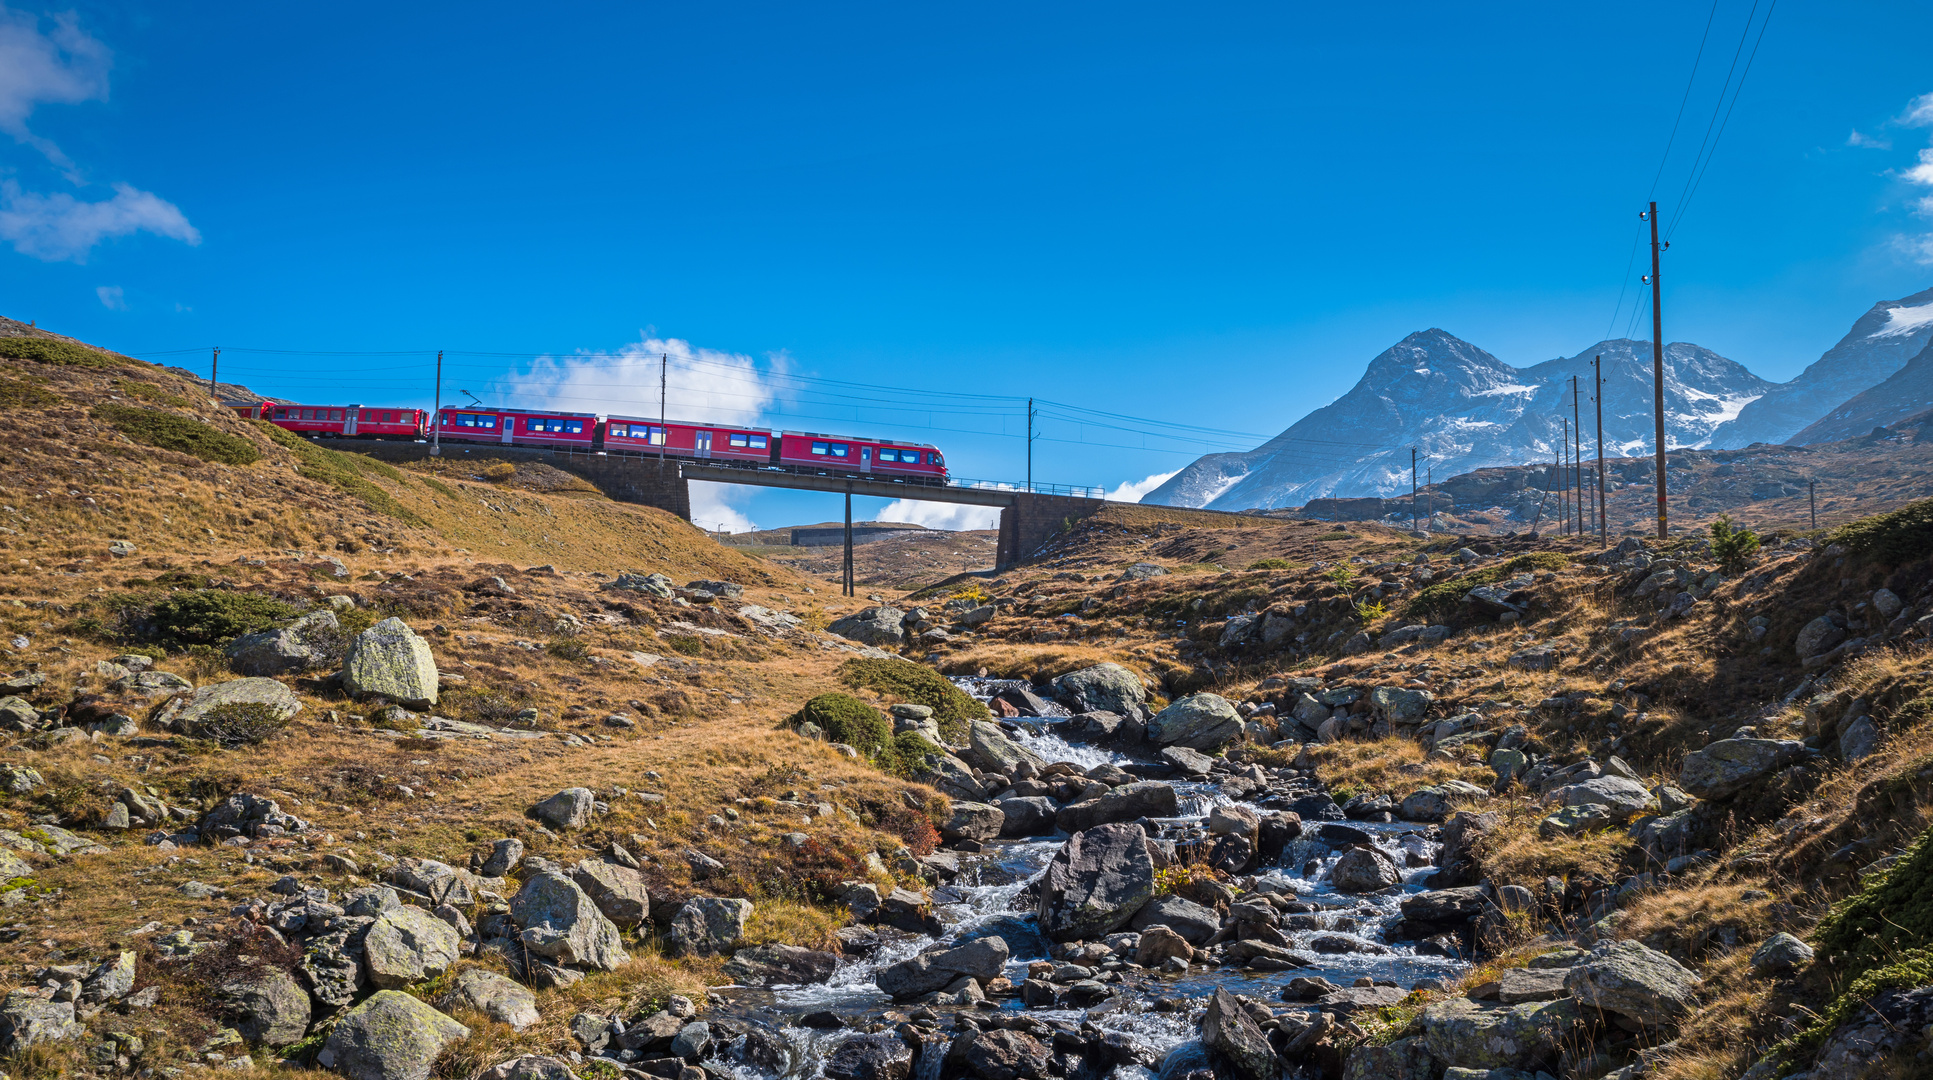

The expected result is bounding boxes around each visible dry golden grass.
[1303,736,1495,803]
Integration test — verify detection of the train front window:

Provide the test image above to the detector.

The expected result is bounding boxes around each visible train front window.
[930,453,943,466]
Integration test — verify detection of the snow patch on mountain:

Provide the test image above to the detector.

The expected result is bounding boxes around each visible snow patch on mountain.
[1870,300,1933,338]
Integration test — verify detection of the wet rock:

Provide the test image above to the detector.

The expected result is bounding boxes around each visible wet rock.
[225,610,342,676]
[1038,822,1156,942]
[1330,846,1401,893]
[1400,887,1489,927]
[1563,940,1701,1026]
[1056,781,1179,832]
[666,896,753,958]
[1131,895,1221,945]
[532,787,595,830]
[364,904,461,989]
[342,617,440,709]
[1147,694,1244,751]
[824,1032,915,1080]
[1052,663,1147,716]
[829,607,906,647]
[723,944,839,986]
[1201,988,1274,1080]
[568,859,650,928]
[1678,739,1806,800]
[1419,997,1577,1072]
[436,967,539,1030]
[943,802,1005,843]
[875,937,1009,1001]
[965,720,1050,776]
[222,967,311,1047]
[1160,745,1216,777]
[511,872,631,970]
[956,1027,1051,1080]
[1206,805,1260,838]
[319,990,470,1080]
[1134,925,1194,966]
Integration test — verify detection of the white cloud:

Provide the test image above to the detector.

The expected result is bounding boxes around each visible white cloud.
[688,481,757,534]
[1105,469,1179,503]
[0,179,200,263]
[95,283,123,310]
[0,5,110,173]
[1848,130,1891,150]
[1891,92,1933,264]
[498,335,785,424]
[876,500,1001,531]
[1903,93,1933,129]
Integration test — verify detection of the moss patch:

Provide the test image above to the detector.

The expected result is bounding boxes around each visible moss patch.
[1832,497,1933,566]
[95,404,262,466]
[836,657,987,742]
[0,337,125,368]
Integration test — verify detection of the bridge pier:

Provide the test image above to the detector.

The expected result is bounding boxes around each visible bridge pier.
[996,493,1107,570]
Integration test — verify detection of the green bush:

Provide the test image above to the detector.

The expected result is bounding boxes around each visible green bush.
[1247,558,1298,571]
[875,732,944,780]
[1832,497,1933,566]
[0,337,124,368]
[252,422,422,525]
[0,376,58,409]
[662,634,703,656]
[145,589,299,647]
[96,403,261,465]
[1709,515,1761,573]
[1403,551,1570,619]
[836,657,988,742]
[178,701,293,748]
[546,637,589,662]
[787,693,941,779]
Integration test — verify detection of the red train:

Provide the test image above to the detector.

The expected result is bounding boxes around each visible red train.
[231,401,949,485]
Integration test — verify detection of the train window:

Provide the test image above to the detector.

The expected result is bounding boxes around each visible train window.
[749,434,766,449]
[728,433,748,448]
[811,441,829,456]
[829,443,848,457]
[929,453,943,466]
[274,409,288,420]
[877,448,898,462]
[566,420,582,433]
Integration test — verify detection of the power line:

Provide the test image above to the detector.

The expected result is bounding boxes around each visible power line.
[1647,0,1723,201]
[1669,0,1778,240]
[1665,0,1768,238]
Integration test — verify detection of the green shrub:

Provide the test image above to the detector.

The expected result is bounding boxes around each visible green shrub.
[546,637,589,662]
[96,404,261,465]
[0,337,124,368]
[114,379,190,407]
[144,589,299,647]
[1709,515,1761,573]
[1247,558,1298,571]
[253,422,422,525]
[1832,497,1933,566]
[421,476,457,499]
[1324,564,1355,585]
[662,634,704,656]
[178,701,294,748]
[0,376,58,409]
[1402,551,1570,619]
[787,693,891,752]
[836,657,988,742]
[874,732,944,780]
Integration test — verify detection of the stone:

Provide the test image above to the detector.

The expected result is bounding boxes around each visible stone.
[1201,988,1274,1080]
[964,720,1049,776]
[153,678,302,741]
[1130,895,1222,945]
[1037,822,1156,942]
[1400,787,1458,823]
[1341,1037,1434,1080]
[319,990,470,1080]
[1400,887,1490,927]
[666,896,753,958]
[1206,804,1260,838]
[824,1032,915,1080]
[225,610,342,676]
[723,944,840,986]
[1331,847,1401,892]
[1497,967,1571,1003]
[1554,776,1659,822]
[942,801,1005,843]
[477,1057,579,1080]
[1372,686,1434,724]
[1490,748,1527,784]
[481,837,524,878]
[958,1028,1050,1080]
[828,607,906,646]
[222,968,311,1047]
[1563,940,1701,1026]
[1678,739,1806,800]
[568,859,650,928]
[1872,588,1904,619]
[671,1021,712,1060]
[1796,615,1845,659]
[1056,781,1180,832]
[0,992,79,1054]
[511,872,631,970]
[1749,932,1813,975]
[80,950,135,1003]
[1052,663,1147,716]
[1146,693,1243,751]
[1160,745,1216,776]
[995,796,1057,837]
[363,905,461,989]
[342,617,440,708]
[1134,925,1194,966]
[1840,715,1880,761]
[875,937,1009,1000]
[607,571,676,598]
[1539,804,1615,838]
[1419,997,1578,1072]
[532,787,596,830]
[436,967,539,1030]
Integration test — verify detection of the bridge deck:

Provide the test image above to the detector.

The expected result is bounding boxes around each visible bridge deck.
[677,462,1023,506]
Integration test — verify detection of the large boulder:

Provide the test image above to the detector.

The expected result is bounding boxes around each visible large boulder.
[1678,739,1806,800]
[1131,894,1222,945]
[225,609,342,676]
[0,992,78,1054]
[667,897,754,958]
[222,968,311,1048]
[724,944,840,986]
[436,967,540,1030]
[957,1028,1051,1080]
[532,787,595,830]
[478,1058,580,1080]
[964,721,1049,775]
[1341,1037,1434,1080]
[1564,940,1701,1026]
[1201,988,1274,1080]
[874,937,1009,1000]
[568,859,650,928]
[153,678,302,742]
[995,796,1058,837]
[1371,686,1434,724]
[942,802,1005,843]
[1795,615,1845,659]
[1037,822,1156,942]
[1419,998,1577,1072]
[343,617,439,708]
[824,1033,916,1080]
[1055,781,1179,832]
[1146,694,1243,751]
[319,990,470,1080]
[363,905,461,989]
[1331,847,1401,893]
[828,607,906,647]
[1554,776,1658,822]
[510,872,630,970]
[1750,933,1814,975]
[1052,663,1147,716]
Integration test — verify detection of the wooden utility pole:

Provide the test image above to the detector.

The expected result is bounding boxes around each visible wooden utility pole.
[1809,480,1817,530]
[1572,375,1585,537]
[1411,447,1419,531]
[1026,398,1037,493]
[1560,418,1571,534]
[431,350,443,456]
[1594,354,1607,544]
[1427,467,1432,528]
[1645,201,1668,539]
[208,346,220,400]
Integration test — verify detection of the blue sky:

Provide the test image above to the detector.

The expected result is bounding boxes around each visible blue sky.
[4,1,1933,531]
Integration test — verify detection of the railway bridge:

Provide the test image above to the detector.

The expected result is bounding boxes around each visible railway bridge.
[358,443,1107,582]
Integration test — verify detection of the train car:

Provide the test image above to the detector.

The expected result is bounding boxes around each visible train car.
[776,431,947,484]
[435,406,597,450]
[601,417,775,464]
[223,401,271,420]
[264,403,426,439]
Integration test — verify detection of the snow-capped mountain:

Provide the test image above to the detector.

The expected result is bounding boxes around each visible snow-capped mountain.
[1705,286,1933,448]
[1141,330,1770,511]
[1790,336,1933,444]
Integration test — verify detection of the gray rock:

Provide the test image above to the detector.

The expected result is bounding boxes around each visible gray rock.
[319,989,470,1080]
[1371,686,1434,724]
[1796,615,1845,659]
[477,1057,579,1080]
[667,896,754,958]
[80,950,135,1003]
[1038,823,1156,942]
[511,872,630,970]
[1147,694,1243,751]
[875,937,1009,1000]
[363,905,460,989]
[0,991,79,1054]
[568,859,650,928]
[1201,988,1274,1080]
[1563,940,1701,1026]
[723,944,840,986]
[1330,847,1401,892]
[958,1027,1051,1080]
[153,677,302,740]
[607,571,676,598]
[964,720,1049,776]
[1678,739,1806,800]
[222,968,312,1047]
[1840,716,1880,761]
[1052,663,1147,716]
[1055,781,1179,832]
[436,967,539,1030]
[1131,895,1222,945]
[1399,787,1457,823]
[532,787,595,830]
[942,801,1005,843]
[1160,745,1216,776]
[824,1032,915,1080]
[995,796,1058,837]
[1555,776,1658,822]
[225,609,342,676]
[342,617,439,708]
[1497,967,1571,1004]
[1749,932,1814,975]
[828,607,906,646]
[1341,1037,1434,1080]
[1872,588,1904,619]
[1419,997,1577,1072]
[481,837,524,878]
[671,1021,712,1060]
